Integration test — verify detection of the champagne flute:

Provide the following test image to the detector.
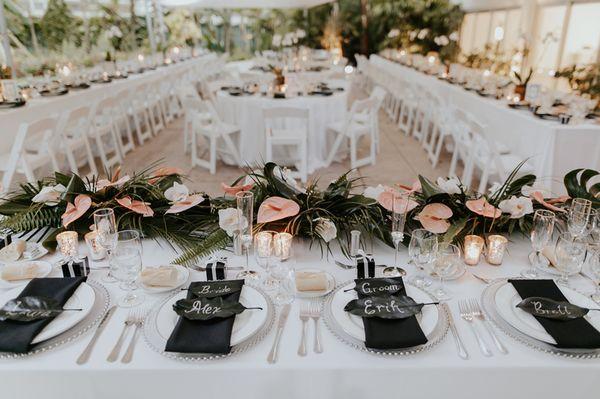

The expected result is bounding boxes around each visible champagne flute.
[408,229,437,288]
[94,208,118,283]
[383,192,408,277]
[112,230,144,307]
[555,232,586,286]
[568,198,592,239]
[523,210,555,278]
[588,246,600,303]
[236,191,259,280]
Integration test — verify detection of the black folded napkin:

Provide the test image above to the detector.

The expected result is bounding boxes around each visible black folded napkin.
[0,277,86,353]
[165,279,244,354]
[509,279,600,349]
[355,277,428,350]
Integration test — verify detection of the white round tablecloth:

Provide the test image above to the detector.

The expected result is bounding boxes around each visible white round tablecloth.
[217,88,348,172]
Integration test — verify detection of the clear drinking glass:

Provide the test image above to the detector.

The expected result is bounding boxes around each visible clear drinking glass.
[588,246,600,303]
[112,230,144,307]
[408,229,437,288]
[587,209,599,242]
[568,198,592,239]
[554,232,586,286]
[270,261,295,306]
[429,243,461,300]
[236,191,259,280]
[94,208,118,283]
[523,209,555,278]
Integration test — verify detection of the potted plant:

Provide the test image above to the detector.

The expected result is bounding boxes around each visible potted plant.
[512,68,533,100]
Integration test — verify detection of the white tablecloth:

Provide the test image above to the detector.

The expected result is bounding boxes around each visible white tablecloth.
[217,89,348,172]
[0,54,216,154]
[371,55,600,193]
[0,238,599,399]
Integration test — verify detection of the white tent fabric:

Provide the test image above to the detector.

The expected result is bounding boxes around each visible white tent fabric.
[161,0,334,9]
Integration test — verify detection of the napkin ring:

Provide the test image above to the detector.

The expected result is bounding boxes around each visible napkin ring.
[206,256,227,281]
[61,257,90,277]
[356,253,375,279]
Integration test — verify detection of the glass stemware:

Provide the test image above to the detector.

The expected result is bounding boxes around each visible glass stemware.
[588,246,600,303]
[112,230,144,307]
[523,209,555,278]
[383,192,408,277]
[554,232,586,286]
[408,229,437,288]
[94,208,118,283]
[568,198,592,239]
[270,261,295,306]
[236,191,259,280]
[429,243,461,300]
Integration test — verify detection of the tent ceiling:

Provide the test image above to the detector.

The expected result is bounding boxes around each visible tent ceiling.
[161,0,334,9]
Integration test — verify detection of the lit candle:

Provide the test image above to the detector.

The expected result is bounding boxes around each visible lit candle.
[255,231,273,258]
[486,235,508,265]
[84,231,106,260]
[464,235,484,266]
[57,231,79,260]
[273,232,293,260]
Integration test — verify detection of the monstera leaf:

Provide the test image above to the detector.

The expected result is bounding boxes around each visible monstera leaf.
[173,297,260,321]
[0,296,65,322]
[564,169,600,207]
[516,297,599,321]
[344,295,437,319]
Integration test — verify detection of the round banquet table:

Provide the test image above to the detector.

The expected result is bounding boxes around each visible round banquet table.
[0,236,599,399]
[216,87,348,172]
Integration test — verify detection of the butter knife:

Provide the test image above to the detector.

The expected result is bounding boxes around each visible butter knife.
[447,305,469,360]
[267,304,291,364]
[76,305,117,365]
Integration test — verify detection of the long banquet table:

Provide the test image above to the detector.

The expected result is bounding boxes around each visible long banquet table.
[1,237,599,399]
[0,53,217,154]
[370,55,600,194]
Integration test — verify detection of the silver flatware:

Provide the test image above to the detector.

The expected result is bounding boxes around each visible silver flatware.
[121,310,145,363]
[298,303,310,356]
[334,261,389,270]
[267,304,291,364]
[469,298,508,355]
[76,305,117,365]
[309,300,323,353]
[458,299,492,357]
[107,311,135,362]
[447,304,469,360]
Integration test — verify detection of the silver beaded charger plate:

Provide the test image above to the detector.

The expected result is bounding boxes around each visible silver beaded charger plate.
[323,280,449,356]
[481,279,600,359]
[0,279,110,359]
[143,283,275,361]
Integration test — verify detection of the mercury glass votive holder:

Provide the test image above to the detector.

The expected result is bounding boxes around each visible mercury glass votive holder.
[56,231,79,260]
[255,231,274,259]
[84,230,106,260]
[464,235,484,266]
[486,235,508,266]
[273,233,293,261]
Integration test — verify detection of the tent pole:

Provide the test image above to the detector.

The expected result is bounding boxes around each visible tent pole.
[0,0,15,78]
[145,0,157,54]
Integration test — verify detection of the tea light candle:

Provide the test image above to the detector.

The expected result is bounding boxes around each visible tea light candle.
[84,231,106,260]
[57,231,79,260]
[464,235,484,266]
[255,231,273,258]
[273,232,293,260]
[486,235,508,265]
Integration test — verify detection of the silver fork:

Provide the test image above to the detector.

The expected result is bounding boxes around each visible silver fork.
[121,309,145,363]
[107,311,135,362]
[469,298,508,355]
[298,303,310,356]
[309,300,323,353]
[458,299,492,357]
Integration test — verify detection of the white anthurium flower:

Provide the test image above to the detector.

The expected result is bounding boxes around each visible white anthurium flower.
[449,31,460,41]
[218,208,247,237]
[417,29,429,40]
[409,30,418,41]
[498,196,534,219]
[32,184,66,206]
[315,218,337,242]
[275,166,305,193]
[164,182,190,203]
[521,184,551,198]
[363,184,387,200]
[488,182,504,196]
[436,177,461,195]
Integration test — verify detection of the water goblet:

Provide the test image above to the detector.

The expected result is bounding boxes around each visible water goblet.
[429,243,461,300]
[236,191,259,280]
[94,208,118,283]
[408,229,437,288]
[554,232,586,286]
[270,261,295,306]
[568,198,592,239]
[112,230,144,307]
[523,210,555,278]
[588,246,600,303]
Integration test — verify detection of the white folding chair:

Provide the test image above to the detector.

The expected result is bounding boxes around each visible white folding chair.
[129,84,153,145]
[112,89,136,155]
[263,107,310,183]
[146,80,165,135]
[89,97,123,171]
[56,105,98,177]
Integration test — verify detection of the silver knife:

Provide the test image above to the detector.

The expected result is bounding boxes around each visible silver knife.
[447,304,469,360]
[76,305,117,365]
[267,304,291,364]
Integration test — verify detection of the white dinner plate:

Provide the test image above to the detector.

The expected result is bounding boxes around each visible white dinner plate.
[295,269,335,298]
[330,281,438,342]
[155,285,268,346]
[494,281,600,345]
[0,261,53,289]
[139,265,190,294]
[0,282,95,344]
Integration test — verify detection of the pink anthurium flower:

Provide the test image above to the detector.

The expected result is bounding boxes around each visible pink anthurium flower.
[165,194,204,214]
[257,196,300,223]
[466,197,501,218]
[96,175,131,191]
[61,194,92,227]
[396,180,421,194]
[221,182,255,196]
[531,191,568,213]
[377,190,419,213]
[416,203,453,234]
[117,196,154,217]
